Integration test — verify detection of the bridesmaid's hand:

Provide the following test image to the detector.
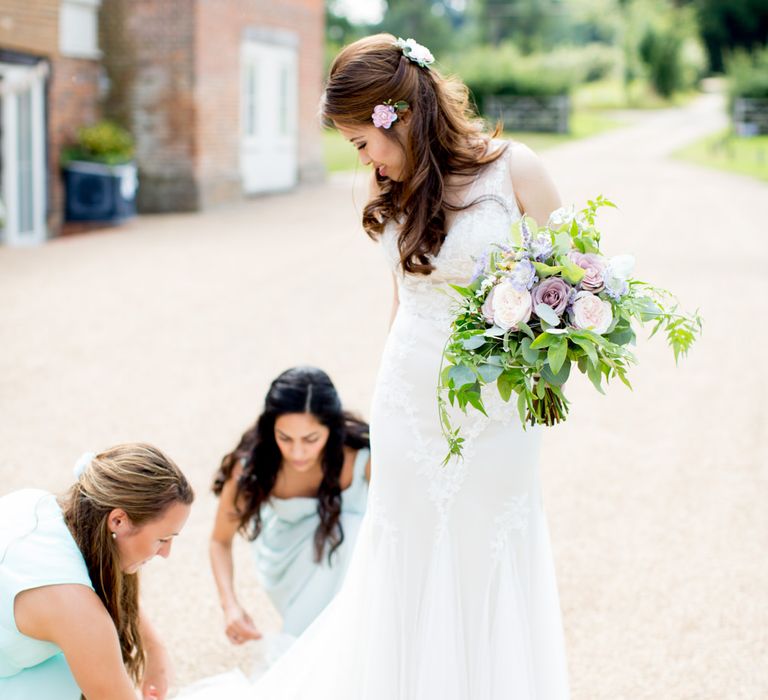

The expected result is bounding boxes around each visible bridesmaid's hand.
[224,603,262,645]
[141,643,173,700]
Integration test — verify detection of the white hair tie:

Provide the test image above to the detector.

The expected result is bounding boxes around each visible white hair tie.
[73,451,96,479]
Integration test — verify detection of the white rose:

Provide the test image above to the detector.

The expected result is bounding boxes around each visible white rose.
[547,204,575,228]
[604,254,635,299]
[398,38,435,66]
[489,282,532,331]
[606,254,635,282]
[570,291,613,335]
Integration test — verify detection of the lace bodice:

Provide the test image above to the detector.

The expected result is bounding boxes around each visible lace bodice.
[381,141,521,327]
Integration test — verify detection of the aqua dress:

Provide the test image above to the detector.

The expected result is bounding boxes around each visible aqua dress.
[0,489,93,700]
[253,448,370,636]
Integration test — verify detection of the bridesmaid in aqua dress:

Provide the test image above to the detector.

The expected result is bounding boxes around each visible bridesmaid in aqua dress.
[0,443,194,700]
[210,367,370,644]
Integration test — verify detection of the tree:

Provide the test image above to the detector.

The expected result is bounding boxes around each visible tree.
[376,0,458,58]
[694,0,768,71]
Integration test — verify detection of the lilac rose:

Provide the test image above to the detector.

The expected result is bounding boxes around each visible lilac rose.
[531,277,571,316]
[569,251,607,293]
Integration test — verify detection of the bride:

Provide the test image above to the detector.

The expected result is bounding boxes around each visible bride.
[181,33,569,699]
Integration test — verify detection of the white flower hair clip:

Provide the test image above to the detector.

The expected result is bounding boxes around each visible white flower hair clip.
[73,451,96,479]
[372,99,409,129]
[394,37,434,68]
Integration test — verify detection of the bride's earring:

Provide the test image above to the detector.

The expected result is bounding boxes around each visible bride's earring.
[111,532,117,540]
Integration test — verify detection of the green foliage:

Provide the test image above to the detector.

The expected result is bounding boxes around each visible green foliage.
[726,47,768,107]
[636,2,705,98]
[694,0,768,72]
[377,0,457,59]
[61,121,134,166]
[445,43,574,101]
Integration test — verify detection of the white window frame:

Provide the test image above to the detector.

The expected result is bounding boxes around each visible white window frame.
[59,0,103,60]
[0,62,48,246]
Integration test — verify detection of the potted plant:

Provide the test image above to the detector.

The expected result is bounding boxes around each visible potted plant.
[61,121,138,223]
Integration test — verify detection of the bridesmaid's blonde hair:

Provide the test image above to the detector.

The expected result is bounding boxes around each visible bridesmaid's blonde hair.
[60,443,193,685]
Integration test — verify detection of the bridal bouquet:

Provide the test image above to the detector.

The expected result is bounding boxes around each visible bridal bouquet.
[439,196,702,463]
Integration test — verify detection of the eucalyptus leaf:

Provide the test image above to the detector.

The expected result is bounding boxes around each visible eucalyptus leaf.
[517,322,535,340]
[462,334,487,350]
[541,359,571,386]
[448,364,475,389]
[521,337,539,364]
[478,363,504,383]
[606,325,635,346]
[535,303,560,327]
[484,325,507,337]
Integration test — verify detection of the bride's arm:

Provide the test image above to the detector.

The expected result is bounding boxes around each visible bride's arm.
[389,274,399,330]
[367,171,400,330]
[507,142,562,226]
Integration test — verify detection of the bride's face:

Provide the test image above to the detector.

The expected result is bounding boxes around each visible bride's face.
[274,413,331,473]
[335,121,407,181]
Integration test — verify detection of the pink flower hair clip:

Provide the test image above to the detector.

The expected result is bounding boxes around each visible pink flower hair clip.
[372,100,409,129]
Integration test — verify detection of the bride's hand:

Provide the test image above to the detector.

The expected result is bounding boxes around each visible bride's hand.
[224,603,262,645]
[141,641,173,699]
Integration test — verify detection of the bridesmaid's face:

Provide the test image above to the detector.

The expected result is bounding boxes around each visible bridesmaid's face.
[274,413,330,473]
[109,501,191,574]
[335,121,407,181]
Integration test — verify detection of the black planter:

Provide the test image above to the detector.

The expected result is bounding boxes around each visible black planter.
[64,161,138,223]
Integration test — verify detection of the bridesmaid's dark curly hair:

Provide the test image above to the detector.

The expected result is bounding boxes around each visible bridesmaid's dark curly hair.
[212,367,369,564]
[322,33,507,276]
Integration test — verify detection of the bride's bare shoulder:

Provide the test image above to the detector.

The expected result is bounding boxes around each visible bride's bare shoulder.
[503,141,562,226]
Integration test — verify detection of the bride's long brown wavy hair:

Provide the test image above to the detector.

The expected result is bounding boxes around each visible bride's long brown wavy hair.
[60,443,194,688]
[322,33,507,276]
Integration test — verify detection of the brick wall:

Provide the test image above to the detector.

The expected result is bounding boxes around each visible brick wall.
[0,0,58,56]
[100,0,199,213]
[194,0,326,208]
[48,57,102,232]
[101,0,325,213]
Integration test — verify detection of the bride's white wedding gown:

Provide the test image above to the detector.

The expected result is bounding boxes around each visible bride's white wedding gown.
[180,141,570,699]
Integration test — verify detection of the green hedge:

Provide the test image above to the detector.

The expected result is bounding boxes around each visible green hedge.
[726,47,768,108]
[443,43,621,113]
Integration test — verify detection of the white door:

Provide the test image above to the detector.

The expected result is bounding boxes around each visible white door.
[240,40,298,194]
[0,63,47,246]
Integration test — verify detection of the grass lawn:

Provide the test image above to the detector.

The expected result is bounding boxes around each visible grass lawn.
[674,130,768,183]
[323,109,623,173]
